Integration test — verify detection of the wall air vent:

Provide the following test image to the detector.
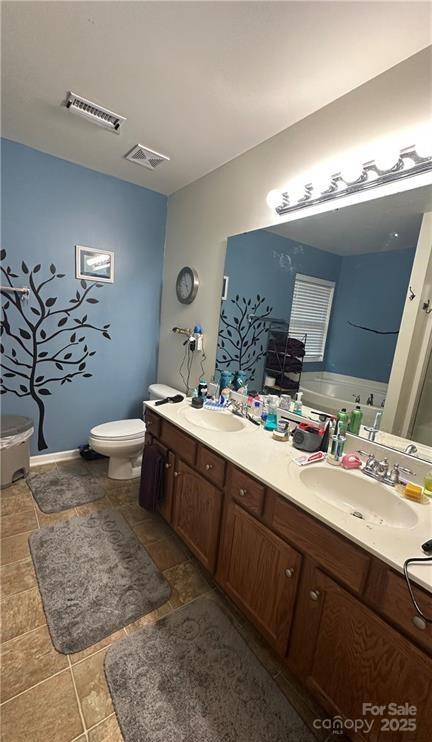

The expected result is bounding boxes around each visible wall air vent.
[125,144,170,171]
[65,91,126,133]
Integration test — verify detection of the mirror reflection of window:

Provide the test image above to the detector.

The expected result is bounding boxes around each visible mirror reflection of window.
[289,274,335,363]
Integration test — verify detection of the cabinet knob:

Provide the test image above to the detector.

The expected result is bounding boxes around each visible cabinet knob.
[147,419,152,426]
[165,463,171,470]
[239,488,247,497]
[174,471,179,478]
[413,615,427,631]
[205,463,213,471]
[309,590,321,601]
[285,568,294,578]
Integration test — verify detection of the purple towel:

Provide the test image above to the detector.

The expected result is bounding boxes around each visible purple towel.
[139,444,166,512]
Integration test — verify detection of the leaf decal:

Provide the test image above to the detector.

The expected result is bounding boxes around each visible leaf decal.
[79,362,86,371]
[45,297,57,307]
[83,373,92,378]
[89,351,96,356]
[33,264,41,273]
[19,328,31,340]
[70,333,76,342]
[80,279,87,289]
[35,376,44,383]
[11,348,16,358]
[50,263,56,274]
[0,249,6,260]
[86,298,98,304]
[57,273,65,278]
[103,324,110,329]
[3,301,9,310]
[40,329,46,339]
[58,317,68,327]
[4,372,16,378]
[31,307,41,316]
[102,332,111,340]
[39,389,52,395]
[76,291,80,301]
[64,353,72,359]
[21,261,29,274]
[82,315,87,323]
[79,336,85,342]
[55,363,63,370]
[38,351,48,358]
[19,384,27,393]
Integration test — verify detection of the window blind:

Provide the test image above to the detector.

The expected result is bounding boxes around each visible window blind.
[289,274,335,362]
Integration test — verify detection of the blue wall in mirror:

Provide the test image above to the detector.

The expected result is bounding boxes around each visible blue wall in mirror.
[219,229,414,388]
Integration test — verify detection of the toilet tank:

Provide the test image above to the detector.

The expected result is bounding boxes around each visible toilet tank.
[148,384,182,401]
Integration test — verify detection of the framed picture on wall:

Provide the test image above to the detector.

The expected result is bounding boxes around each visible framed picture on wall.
[222,275,229,300]
[75,245,114,283]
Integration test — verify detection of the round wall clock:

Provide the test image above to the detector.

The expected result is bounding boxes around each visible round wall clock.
[176,266,199,304]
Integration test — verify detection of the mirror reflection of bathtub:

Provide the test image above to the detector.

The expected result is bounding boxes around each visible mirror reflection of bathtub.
[300,372,386,427]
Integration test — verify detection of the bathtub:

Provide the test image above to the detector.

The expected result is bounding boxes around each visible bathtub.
[300,372,387,427]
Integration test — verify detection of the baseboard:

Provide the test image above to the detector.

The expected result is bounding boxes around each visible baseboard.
[30,449,81,467]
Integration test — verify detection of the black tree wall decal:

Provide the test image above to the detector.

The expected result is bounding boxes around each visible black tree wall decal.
[0,250,111,451]
[216,294,273,382]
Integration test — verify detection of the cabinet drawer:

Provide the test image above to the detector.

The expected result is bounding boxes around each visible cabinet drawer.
[196,445,226,488]
[160,420,197,466]
[378,569,432,654]
[144,409,161,438]
[266,491,370,594]
[228,466,265,517]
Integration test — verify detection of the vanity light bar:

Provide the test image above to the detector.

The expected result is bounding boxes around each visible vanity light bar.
[267,144,432,215]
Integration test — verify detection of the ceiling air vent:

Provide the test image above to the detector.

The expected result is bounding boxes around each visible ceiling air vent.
[125,144,170,171]
[65,91,126,133]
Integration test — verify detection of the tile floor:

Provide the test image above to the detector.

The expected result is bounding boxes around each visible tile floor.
[0,459,339,742]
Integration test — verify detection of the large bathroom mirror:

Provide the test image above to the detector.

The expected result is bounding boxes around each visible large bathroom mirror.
[216,184,432,453]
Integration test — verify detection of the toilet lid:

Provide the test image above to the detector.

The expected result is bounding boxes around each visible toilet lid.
[90,419,146,441]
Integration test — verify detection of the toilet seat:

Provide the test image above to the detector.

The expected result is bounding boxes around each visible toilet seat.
[90,419,145,442]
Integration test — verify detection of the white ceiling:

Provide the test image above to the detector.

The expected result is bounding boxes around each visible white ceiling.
[267,185,432,254]
[2,1,431,195]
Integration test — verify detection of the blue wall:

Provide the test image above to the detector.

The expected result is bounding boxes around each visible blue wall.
[220,229,414,387]
[1,139,167,454]
[325,248,415,382]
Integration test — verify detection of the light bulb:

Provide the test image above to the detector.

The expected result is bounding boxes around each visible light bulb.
[266,189,284,209]
[374,149,401,172]
[416,135,432,159]
[341,162,363,184]
[311,173,332,196]
[287,180,306,204]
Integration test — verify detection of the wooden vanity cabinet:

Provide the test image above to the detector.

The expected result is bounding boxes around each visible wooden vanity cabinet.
[288,565,432,742]
[217,499,302,654]
[172,459,223,573]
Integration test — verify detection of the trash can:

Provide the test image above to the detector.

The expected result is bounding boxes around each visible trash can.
[0,415,34,489]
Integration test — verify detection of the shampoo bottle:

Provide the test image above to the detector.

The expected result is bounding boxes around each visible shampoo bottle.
[348,405,363,435]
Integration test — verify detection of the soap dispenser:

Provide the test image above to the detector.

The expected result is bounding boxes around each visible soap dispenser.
[293,391,303,415]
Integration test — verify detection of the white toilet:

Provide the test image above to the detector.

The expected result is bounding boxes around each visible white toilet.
[89,383,182,480]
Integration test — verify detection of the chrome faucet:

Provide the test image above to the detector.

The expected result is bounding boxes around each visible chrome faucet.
[404,444,418,456]
[353,394,361,404]
[357,450,413,486]
[364,411,382,442]
[227,398,248,417]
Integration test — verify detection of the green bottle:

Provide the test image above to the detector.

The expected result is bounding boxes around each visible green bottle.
[336,408,349,435]
[349,405,363,435]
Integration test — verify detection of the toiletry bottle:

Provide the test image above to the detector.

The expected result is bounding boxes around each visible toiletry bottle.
[336,407,349,435]
[423,469,432,498]
[264,395,278,431]
[348,405,363,435]
[198,378,207,398]
[293,391,303,415]
[280,394,292,411]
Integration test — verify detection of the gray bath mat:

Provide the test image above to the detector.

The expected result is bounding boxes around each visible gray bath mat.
[30,509,171,653]
[28,470,105,512]
[105,597,314,742]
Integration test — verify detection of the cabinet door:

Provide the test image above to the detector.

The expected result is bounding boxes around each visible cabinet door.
[290,567,432,742]
[217,501,302,655]
[172,460,222,573]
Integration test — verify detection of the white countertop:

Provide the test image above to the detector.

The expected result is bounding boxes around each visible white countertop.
[144,399,432,593]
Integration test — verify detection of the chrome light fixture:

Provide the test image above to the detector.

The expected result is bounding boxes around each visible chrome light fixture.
[266,142,432,215]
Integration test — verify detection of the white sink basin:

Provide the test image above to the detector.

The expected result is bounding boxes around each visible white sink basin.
[179,406,255,433]
[295,464,418,529]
